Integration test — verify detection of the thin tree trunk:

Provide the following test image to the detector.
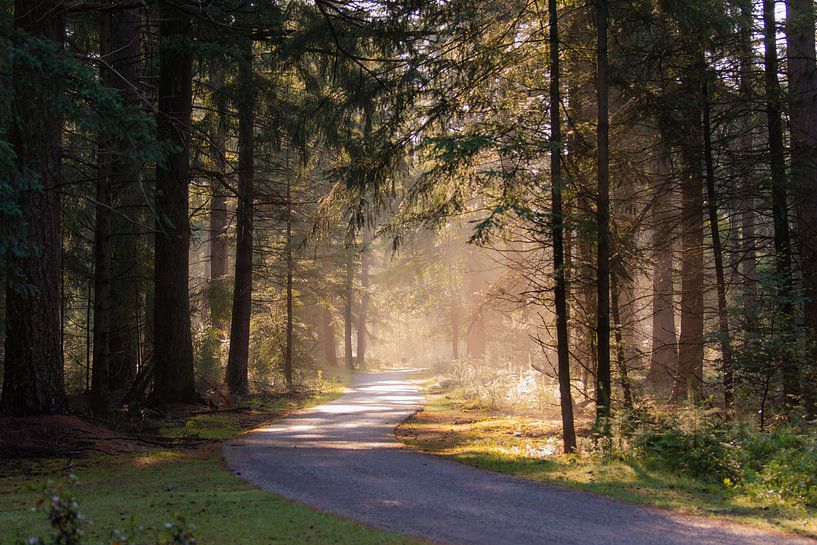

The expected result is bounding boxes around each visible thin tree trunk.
[151,1,197,404]
[344,248,354,369]
[209,62,230,282]
[764,0,800,406]
[701,69,735,412]
[448,263,460,360]
[1,0,68,416]
[611,274,633,411]
[284,176,294,388]
[321,302,338,366]
[356,235,370,368]
[226,39,255,397]
[465,250,486,359]
[208,60,230,329]
[549,0,577,453]
[92,119,112,409]
[595,0,612,433]
[737,0,759,307]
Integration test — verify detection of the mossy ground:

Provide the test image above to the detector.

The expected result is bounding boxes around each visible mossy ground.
[396,390,817,539]
[1,369,425,545]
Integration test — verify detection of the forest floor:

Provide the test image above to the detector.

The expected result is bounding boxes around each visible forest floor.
[396,384,817,540]
[0,369,424,545]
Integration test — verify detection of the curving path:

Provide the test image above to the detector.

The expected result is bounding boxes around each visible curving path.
[224,369,814,545]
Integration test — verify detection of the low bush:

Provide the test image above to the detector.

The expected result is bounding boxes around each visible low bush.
[19,476,196,545]
[730,424,817,506]
[634,409,817,507]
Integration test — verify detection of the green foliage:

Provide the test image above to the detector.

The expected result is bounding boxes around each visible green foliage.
[636,409,735,482]
[192,324,228,388]
[634,409,817,507]
[730,425,817,507]
[19,476,196,545]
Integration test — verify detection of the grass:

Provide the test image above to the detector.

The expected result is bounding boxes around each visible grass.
[396,389,817,539]
[0,369,425,545]
[157,371,351,441]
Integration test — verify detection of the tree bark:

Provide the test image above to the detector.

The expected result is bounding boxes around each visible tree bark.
[702,69,735,411]
[672,91,705,403]
[151,1,197,404]
[108,6,142,388]
[284,175,294,388]
[647,137,677,389]
[92,10,115,409]
[356,235,370,368]
[764,0,800,406]
[448,263,460,360]
[611,274,633,411]
[549,0,577,453]
[209,61,230,281]
[595,0,612,433]
[1,0,68,415]
[344,248,354,369]
[737,0,759,307]
[321,302,338,366]
[208,60,230,330]
[226,39,255,397]
[785,0,817,336]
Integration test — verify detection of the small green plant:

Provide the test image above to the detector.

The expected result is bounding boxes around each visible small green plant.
[19,476,197,545]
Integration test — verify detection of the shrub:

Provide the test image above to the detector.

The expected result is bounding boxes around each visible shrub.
[20,476,196,545]
[636,409,736,482]
[633,410,817,507]
[731,424,817,506]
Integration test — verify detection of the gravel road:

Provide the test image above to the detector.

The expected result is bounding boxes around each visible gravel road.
[224,369,814,545]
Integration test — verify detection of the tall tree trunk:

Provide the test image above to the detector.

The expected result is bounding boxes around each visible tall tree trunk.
[785,0,817,337]
[737,0,759,308]
[647,137,678,388]
[611,274,633,411]
[108,7,142,391]
[448,263,460,360]
[151,2,197,404]
[92,10,115,409]
[595,0,612,433]
[356,236,370,368]
[1,0,68,416]
[321,302,338,366]
[344,248,354,369]
[284,176,294,388]
[465,250,486,359]
[226,40,255,397]
[549,0,577,453]
[208,60,230,329]
[702,69,735,412]
[764,0,800,406]
[672,86,705,403]
[209,63,229,281]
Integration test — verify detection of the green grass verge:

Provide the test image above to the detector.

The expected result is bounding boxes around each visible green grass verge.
[397,391,817,539]
[157,369,354,441]
[1,370,425,545]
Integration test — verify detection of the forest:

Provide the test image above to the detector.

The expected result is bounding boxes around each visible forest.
[2,0,817,544]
